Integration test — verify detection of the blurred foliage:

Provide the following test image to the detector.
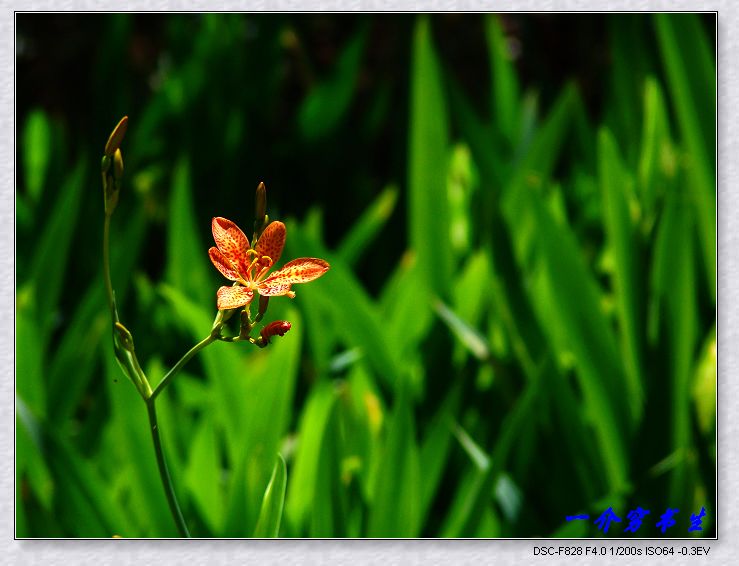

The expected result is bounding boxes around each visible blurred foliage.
[16,13,715,537]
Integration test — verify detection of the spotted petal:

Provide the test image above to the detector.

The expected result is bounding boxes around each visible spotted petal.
[216,285,254,310]
[255,221,286,266]
[209,247,241,281]
[212,217,250,273]
[258,257,330,296]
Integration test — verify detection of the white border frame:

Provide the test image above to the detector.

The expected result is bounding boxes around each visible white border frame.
[4,2,733,564]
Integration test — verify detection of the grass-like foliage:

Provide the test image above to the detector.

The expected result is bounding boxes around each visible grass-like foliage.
[16,13,715,537]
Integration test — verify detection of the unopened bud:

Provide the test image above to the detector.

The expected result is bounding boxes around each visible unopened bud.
[255,182,267,222]
[260,320,291,345]
[105,116,128,157]
[113,149,124,180]
[257,295,270,321]
[114,322,135,352]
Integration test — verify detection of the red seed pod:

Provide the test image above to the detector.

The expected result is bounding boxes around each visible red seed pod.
[260,320,291,344]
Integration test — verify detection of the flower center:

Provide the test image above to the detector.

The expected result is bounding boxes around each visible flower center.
[239,251,273,289]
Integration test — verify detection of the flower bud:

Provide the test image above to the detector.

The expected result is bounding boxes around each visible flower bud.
[255,182,267,223]
[105,116,129,157]
[260,320,291,345]
[113,148,124,180]
[257,295,270,321]
[114,321,135,352]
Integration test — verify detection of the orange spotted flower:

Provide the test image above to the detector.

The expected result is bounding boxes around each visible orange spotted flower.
[209,217,329,310]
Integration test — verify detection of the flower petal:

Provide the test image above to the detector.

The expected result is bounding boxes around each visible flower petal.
[256,280,294,297]
[209,247,241,281]
[255,221,286,265]
[212,217,250,272]
[216,285,254,310]
[258,257,330,296]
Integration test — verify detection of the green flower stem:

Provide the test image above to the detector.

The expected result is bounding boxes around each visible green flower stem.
[151,334,217,401]
[102,214,117,321]
[146,399,190,537]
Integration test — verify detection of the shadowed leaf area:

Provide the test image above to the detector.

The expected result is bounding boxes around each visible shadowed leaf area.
[16,13,715,537]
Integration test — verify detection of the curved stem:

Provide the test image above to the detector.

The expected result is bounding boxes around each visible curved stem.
[146,399,190,537]
[151,335,216,400]
[103,214,117,321]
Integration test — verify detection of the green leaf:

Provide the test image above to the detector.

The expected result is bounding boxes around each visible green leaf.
[159,285,248,459]
[298,27,367,139]
[254,454,287,538]
[367,384,421,537]
[434,299,490,362]
[18,396,132,537]
[598,128,645,419]
[103,349,179,536]
[238,308,302,535]
[253,454,287,537]
[380,256,435,367]
[638,76,675,217]
[28,159,87,339]
[654,14,715,300]
[160,286,301,535]
[16,406,53,510]
[22,108,52,203]
[418,383,461,522]
[692,329,716,437]
[184,414,224,534]
[485,15,520,146]
[285,381,337,533]
[650,183,698,505]
[408,16,451,297]
[286,222,401,387]
[165,156,211,306]
[502,86,632,493]
[47,209,147,424]
[337,185,398,267]
[16,296,45,417]
[309,406,346,537]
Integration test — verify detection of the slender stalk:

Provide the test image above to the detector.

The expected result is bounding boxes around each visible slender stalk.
[151,334,216,400]
[103,214,117,321]
[146,399,191,537]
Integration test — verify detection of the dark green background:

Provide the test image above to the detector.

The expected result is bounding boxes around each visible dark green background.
[16,13,716,537]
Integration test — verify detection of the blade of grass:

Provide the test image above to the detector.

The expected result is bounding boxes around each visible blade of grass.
[18,396,133,537]
[638,76,675,218]
[183,413,223,534]
[408,16,452,297]
[47,209,147,424]
[418,382,462,522]
[286,222,401,387]
[485,15,520,147]
[284,381,337,534]
[22,108,52,203]
[165,156,211,307]
[650,183,698,508]
[28,159,87,340]
[598,128,645,420]
[366,382,421,537]
[441,383,538,537]
[434,299,491,362]
[654,14,715,300]
[253,454,287,537]
[103,348,180,536]
[501,86,632,493]
[16,298,45,417]
[298,26,367,140]
[336,185,398,267]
